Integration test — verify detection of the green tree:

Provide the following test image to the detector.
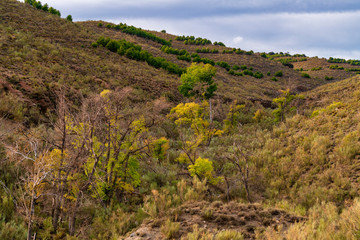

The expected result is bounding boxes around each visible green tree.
[66,15,73,22]
[272,89,304,122]
[178,63,217,121]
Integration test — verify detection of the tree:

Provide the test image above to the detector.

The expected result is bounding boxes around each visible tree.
[272,89,304,122]
[178,63,217,121]
[66,15,73,22]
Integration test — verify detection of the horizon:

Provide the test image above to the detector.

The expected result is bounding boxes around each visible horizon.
[20,0,360,60]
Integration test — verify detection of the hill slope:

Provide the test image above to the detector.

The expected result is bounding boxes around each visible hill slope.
[1,1,360,239]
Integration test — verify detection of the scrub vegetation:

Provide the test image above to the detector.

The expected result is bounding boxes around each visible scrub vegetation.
[2,0,360,239]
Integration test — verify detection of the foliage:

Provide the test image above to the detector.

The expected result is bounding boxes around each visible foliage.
[95,36,184,75]
[216,61,231,71]
[301,72,311,78]
[178,63,217,100]
[328,57,360,66]
[25,0,61,16]
[188,157,222,184]
[161,219,180,239]
[264,199,360,240]
[274,70,283,77]
[272,89,303,122]
[66,15,73,22]
[176,35,212,45]
[214,41,226,47]
[110,23,171,46]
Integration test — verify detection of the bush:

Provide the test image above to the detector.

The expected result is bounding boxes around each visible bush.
[216,230,243,240]
[302,72,311,78]
[274,70,283,77]
[97,22,103,27]
[325,76,334,80]
[271,77,278,81]
[95,36,184,75]
[216,61,231,71]
[161,219,180,239]
[243,69,253,76]
[66,15,73,22]
[254,71,264,79]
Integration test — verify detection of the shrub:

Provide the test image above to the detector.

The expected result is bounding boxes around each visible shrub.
[302,72,311,78]
[325,76,334,80]
[97,22,103,27]
[260,52,267,58]
[66,15,73,22]
[0,220,27,240]
[274,70,283,77]
[267,71,271,76]
[214,41,226,47]
[215,230,243,240]
[161,219,180,239]
[232,65,240,70]
[254,71,264,79]
[311,67,322,71]
[216,61,231,71]
[271,77,278,81]
[243,69,253,76]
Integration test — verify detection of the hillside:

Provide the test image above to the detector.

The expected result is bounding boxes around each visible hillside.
[1,0,360,239]
[2,0,351,120]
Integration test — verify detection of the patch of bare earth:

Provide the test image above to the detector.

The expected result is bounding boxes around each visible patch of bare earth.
[124,201,305,240]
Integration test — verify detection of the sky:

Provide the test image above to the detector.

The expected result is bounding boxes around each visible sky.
[29,0,360,59]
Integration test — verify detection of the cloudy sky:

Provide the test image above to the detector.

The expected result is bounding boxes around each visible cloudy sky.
[34,0,360,59]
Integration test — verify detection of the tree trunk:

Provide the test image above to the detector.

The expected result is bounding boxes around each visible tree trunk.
[27,194,35,240]
[69,196,80,236]
[209,98,213,123]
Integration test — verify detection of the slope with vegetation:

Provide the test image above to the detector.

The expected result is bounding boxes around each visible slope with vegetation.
[1,0,360,239]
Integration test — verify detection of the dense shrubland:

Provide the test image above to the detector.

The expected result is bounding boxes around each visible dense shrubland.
[328,57,360,66]
[176,35,212,45]
[93,36,184,75]
[101,23,171,46]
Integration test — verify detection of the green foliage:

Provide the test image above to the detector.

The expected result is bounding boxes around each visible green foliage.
[179,63,217,100]
[193,57,215,66]
[66,15,73,22]
[196,48,219,54]
[25,0,61,16]
[161,219,180,239]
[325,75,334,80]
[176,35,212,45]
[0,220,27,240]
[215,61,231,71]
[215,230,243,240]
[188,157,222,184]
[272,89,303,122]
[329,64,344,70]
[110,23,171,46]
[274,70,283,77]
[271,77,278,81]
[254,71,264,79]
[311,66,322,71]
[95,36,184,75]
[243,69,253,76]
[328,57,360,66]
[161,46,189,56]
[214,41,226,47]
[301,72,311,78]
